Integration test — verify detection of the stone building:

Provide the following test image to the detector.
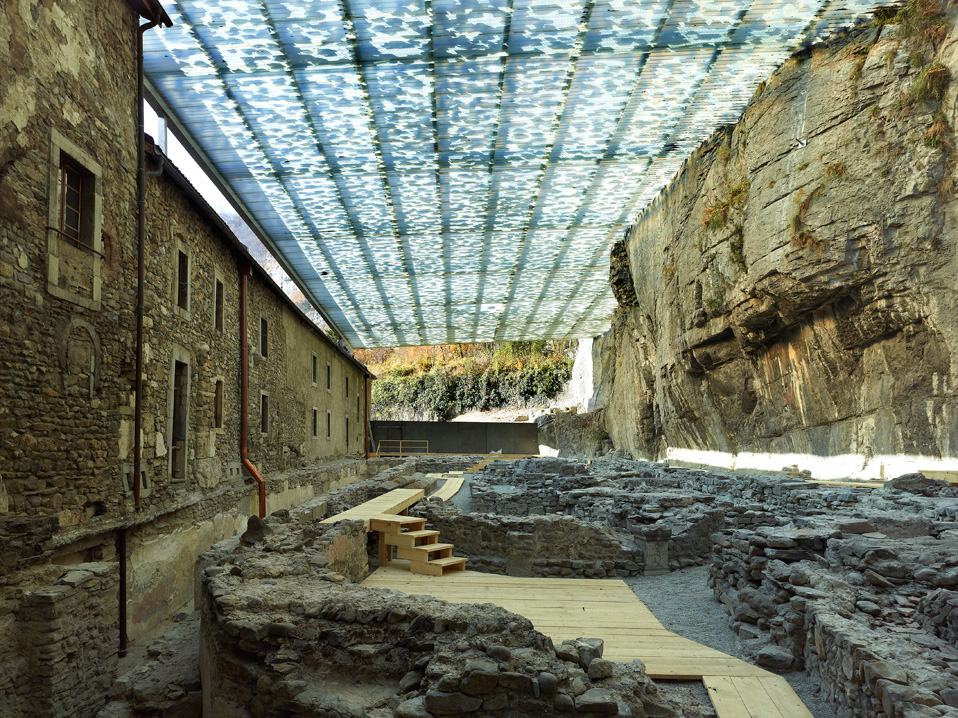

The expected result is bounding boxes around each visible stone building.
[0,1,376,714]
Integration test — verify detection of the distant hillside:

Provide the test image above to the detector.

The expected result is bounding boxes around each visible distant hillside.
[358,341,574,421]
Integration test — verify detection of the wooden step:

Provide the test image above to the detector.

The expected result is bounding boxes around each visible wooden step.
[411,556,468,577]
[369,515,426,533]
[397,543,454,562]
[386,530,440,549]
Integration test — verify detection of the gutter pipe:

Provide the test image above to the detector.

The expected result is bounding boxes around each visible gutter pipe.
[134,17,159,511]
[124,7,168,657]
[239,265,266,518]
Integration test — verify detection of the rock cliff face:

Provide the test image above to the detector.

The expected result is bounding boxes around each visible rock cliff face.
[595,9,958,479]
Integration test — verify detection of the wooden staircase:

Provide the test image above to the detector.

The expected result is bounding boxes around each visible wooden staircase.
[370,513,467,577]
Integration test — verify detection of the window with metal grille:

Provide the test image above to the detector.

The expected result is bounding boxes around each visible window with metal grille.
[59,159,84,249]
[46,132,104,311]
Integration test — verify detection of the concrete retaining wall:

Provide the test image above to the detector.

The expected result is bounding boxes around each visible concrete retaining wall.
[371,420,538,455]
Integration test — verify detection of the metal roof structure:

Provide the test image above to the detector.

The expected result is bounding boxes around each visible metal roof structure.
[143,0,887,348]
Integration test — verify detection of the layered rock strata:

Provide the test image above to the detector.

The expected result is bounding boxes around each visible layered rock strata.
[593,11,958,477]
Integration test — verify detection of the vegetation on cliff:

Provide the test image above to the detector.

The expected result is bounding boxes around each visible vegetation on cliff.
[357,342,574,421]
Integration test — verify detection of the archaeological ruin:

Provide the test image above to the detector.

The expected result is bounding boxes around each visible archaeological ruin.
[4,0,958,717]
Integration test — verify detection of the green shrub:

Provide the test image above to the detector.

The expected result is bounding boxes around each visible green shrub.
[372,358,574,421]
[910,61,951,104]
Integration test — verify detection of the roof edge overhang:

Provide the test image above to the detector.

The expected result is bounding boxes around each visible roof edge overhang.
[127,0,173,27]
[142,77,356,353]
[149,141,372,378]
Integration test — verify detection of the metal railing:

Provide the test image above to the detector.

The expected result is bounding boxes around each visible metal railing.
[375,439,429,457]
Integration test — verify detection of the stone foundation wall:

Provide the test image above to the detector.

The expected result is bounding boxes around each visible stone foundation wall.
[0,562,118,718]
[197,517,680,718]
[709,523,958,717]
[126,457,400,640]
[413,501,643,578]
[920,589,958,645]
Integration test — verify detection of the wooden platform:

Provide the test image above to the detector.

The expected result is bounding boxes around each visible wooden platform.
[363,565,812,717]
[321,488,424,529]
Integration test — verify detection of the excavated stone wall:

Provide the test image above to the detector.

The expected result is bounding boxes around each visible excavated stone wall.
[413,500,643,578]
[196,515,683,718]
[709,508,958,716]
[593,11,958,479]
[0,562,118,718]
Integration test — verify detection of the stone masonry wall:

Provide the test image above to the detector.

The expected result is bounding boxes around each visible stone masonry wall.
[710,522,958,717]
[413,500,643,578]
[137,164,370,510]
[0,562,119,718]
[197,516,680,718]
[0,0,139,527]
[0,3,378,697]
[0,0,371,537]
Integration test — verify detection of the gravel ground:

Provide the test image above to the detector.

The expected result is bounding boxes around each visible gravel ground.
[625,566,832,718]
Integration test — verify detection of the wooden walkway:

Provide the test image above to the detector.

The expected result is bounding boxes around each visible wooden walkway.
[363,565,812,718]
[321,488,424,529]
[427,476,464,501]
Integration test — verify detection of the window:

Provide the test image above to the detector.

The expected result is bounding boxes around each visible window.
[326,362,331,392]
[260,394,269,434]
[312,409,318,437]
[46,131,103,310]
[214,279,224,332]
[346,375,349,398]
[260,317,268,357]
[176,250,189,310]
[59,159,85,249]
[346,417,349,448]
[326,410,331,439]
[170,359,190,480]
[357,393,360,421]
[213,379,224,429]
[311,353,317,385]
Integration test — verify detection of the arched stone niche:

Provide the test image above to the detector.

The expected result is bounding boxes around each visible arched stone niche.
[59,318,100,397]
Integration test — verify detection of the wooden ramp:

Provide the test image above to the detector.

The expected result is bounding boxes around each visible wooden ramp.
[363,565,812,717]
[428,476,464,501]
[321,488,424,529]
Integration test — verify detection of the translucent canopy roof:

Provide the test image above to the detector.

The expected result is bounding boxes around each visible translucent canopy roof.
[144,0,886,348]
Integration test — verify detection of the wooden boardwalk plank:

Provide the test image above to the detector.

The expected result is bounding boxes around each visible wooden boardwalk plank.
[758,676,815,718]
[321,488,424,529]
[704,676,752,716]
[428,476,465,501]
[364,565,810,716]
